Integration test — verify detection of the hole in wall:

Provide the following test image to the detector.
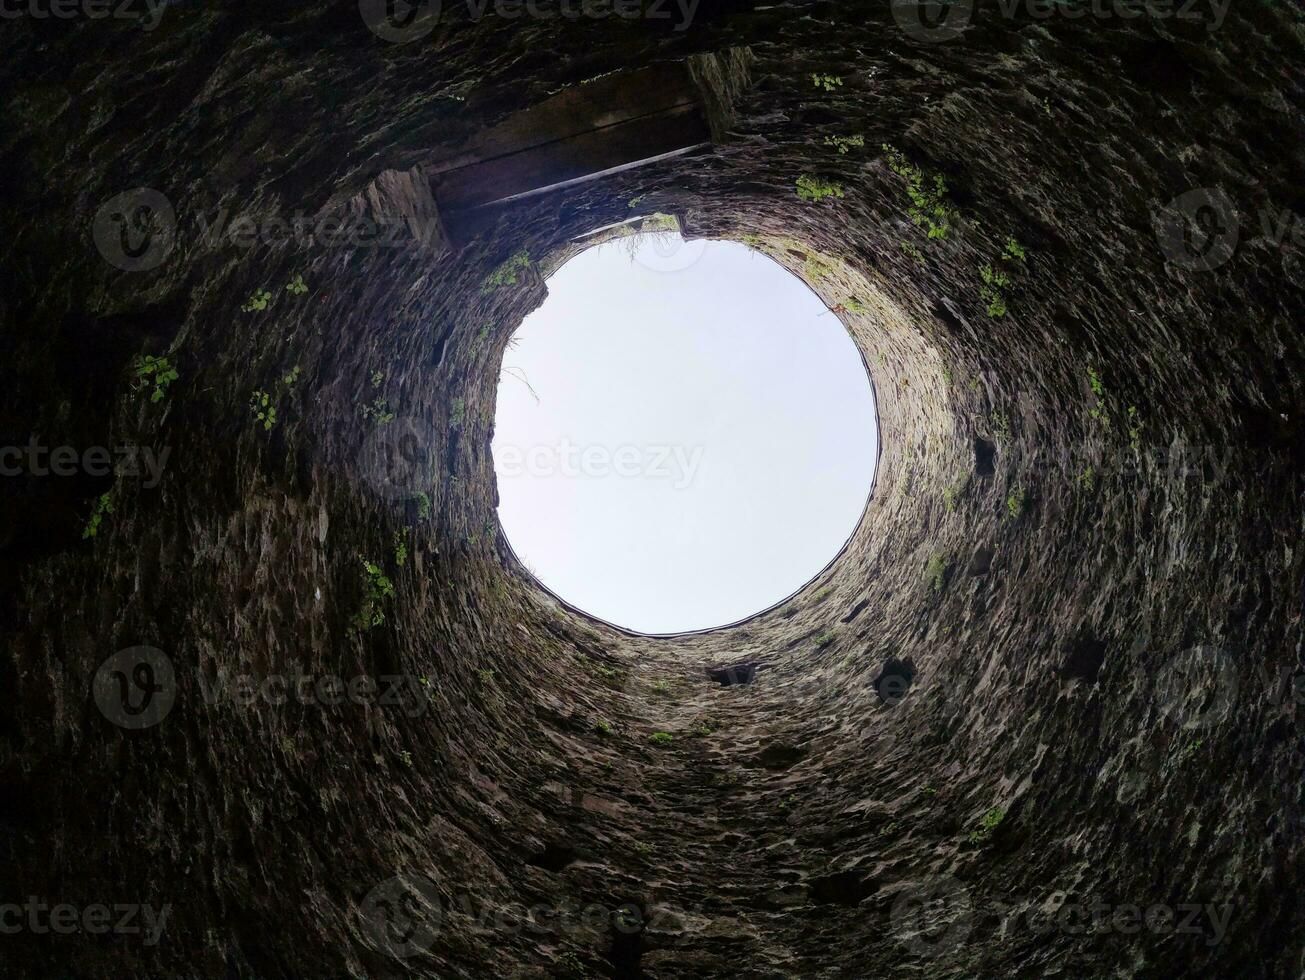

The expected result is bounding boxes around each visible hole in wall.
[492,232,879,634]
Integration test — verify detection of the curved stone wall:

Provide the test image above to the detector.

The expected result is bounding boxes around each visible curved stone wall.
[1,3,1301,978]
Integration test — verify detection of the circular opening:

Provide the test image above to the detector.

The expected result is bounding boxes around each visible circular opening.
[492,232,879,634]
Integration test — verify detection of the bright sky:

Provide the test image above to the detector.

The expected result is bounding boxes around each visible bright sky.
[492,232,879,634]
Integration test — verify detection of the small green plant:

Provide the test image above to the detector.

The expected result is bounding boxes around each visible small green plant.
[1076,465,1096,492]
[922,786,938,797]
[250,390,277,431]
[900,241,925,266]
[881,143,956,239]
[979,263,1011,317]
[594,719,613,736]
[1127,405,1143,451]
[642,212,678,234]
[393,533,408,567]
[1006,485,1027,520]
[969,806,1005,844]
[472,323,492,355]
[1088,367,1107,399]
[450,398,466,428]
[415,492,432,520]
[942,485,959,512]
[824,134,864,154]
[804,253,834,282]
[285,274,308,296]
[692,719,716,737]
[812,587,832,602]
[249,365,302,432]
[815,631,836,646]
[811,73,843,91]
[924,553,947,592]
[978,238,1028,317]
[627,194,646,209]
[241,288,273,313]
[479,668,496,685]
[796,175,845,203]
[554,951,588,978]
[132,354,179,403]
[648,732,674,746]
[354,558,395,630]
[1087,368,1112,430]
[650,679,670,696]
[398,750,413,767]
[82,492,114,539]
[632,840,654,856]
[481,249,532,294]
[359,369,395,423]
[843,296,868,313]
[990,411,1011,441]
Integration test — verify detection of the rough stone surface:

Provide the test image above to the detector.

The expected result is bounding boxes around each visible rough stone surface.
[1,2,1303,978]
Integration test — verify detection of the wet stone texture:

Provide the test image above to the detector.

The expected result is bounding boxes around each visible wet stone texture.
[1,2,1303,978]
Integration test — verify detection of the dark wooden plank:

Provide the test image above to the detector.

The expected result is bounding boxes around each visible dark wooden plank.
[425,62,699,176]
[432,103,710,211]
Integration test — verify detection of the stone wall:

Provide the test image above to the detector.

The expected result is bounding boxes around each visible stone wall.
[0,2,1302,977]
